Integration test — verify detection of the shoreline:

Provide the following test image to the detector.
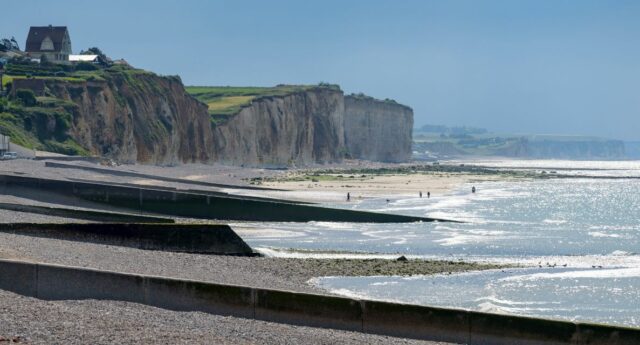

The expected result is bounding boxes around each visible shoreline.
[0,158,514,344]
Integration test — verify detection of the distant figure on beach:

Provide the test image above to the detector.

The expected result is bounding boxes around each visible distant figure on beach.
[347,192,351,201]
[472,186,476,193]
[427,191,430,198]
[386,199,390,203]
[419,191,422,198]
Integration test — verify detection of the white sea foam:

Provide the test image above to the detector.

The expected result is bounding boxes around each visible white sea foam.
[543,219,567,224]
[308,222,356,230]
[232,227,306,238]
[588,231,621,238]
[500,267,640,282]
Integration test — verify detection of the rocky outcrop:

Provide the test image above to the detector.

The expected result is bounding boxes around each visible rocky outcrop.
[344,95,413,162]
[46,72,213,164]
[211,87,346,167]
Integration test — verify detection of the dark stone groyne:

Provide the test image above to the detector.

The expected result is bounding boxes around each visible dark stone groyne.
[0,202,173,223]
[0,223,254,255]
[44,161,285,191]
[0,259,637,345]
[0,174,445,223]
[65,177,313,205]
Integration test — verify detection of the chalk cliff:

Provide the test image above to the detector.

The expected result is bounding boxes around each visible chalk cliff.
[210,87,345,167]
[8,71,413,166]
[344,95,413,162]
[46,71,213,164]
[205,89,415,167]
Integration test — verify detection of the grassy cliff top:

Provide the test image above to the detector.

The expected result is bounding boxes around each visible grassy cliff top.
[185,84,341,125]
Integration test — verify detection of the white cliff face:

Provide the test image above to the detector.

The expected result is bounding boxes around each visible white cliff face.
[47,74,214,165]
[44,77,413,166]
[344,96,413,163]
[211,88,346,167]
[210,90,414,167]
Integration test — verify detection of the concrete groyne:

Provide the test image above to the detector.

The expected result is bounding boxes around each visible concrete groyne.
[0,259,637,345]
[44,161,284,191]
[0,223,254,255]
[0,174,444,223]
[0,202,173,223]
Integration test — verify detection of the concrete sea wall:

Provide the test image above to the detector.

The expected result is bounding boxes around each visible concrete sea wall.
[0,259,637,345]
[0,174,439,223]
[0,202,173,223]
[0,223,254,255]
[44,161,279,191]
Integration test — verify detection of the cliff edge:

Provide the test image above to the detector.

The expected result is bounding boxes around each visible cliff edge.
[188,86,414,167]
[1,65,213,164]
[344,94,413,163]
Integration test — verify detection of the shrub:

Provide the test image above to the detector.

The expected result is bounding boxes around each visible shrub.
[75,61,98,71]
[15,89,37,106]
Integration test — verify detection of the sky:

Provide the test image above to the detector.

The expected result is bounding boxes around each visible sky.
[2,0,640,140]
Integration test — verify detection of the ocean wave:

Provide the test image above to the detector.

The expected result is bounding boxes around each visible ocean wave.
[499,267,640,282]
[543,219,567,224]
[588,231,621,238]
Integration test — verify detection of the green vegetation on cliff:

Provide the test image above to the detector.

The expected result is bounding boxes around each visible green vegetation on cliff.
[0,61,157,156]
[0,96,89,155]
[186,84,341,125]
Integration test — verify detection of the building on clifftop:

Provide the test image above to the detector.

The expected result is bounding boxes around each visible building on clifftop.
[25,25,72,63]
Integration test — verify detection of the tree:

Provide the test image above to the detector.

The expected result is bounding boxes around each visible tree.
[80,47,108,61]
[75,61,98,71]
[39,54,51,66]
[15,89,37,107]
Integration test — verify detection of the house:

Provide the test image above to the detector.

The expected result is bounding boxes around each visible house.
[25,25,72,63]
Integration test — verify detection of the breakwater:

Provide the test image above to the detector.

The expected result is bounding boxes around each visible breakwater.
[0,223,254,255]
[0,259,636,345]
[0,174,444,223]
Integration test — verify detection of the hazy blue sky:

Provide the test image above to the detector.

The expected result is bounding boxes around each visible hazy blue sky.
[3,0,640,140]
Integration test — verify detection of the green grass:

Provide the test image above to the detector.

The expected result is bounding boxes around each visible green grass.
[186,84,341,123]
[3,75,86,87]
[206,95,257,121]
[0,112,41,148]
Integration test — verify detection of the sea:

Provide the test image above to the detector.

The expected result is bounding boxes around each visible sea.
[233,159,640,328]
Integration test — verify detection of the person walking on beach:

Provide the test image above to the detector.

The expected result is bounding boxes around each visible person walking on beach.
[419,191,422,198]
[427,191,430,198]
[347,192,351,201]
[472,186,476,193]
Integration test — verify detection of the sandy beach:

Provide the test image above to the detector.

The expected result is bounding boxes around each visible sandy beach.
[0,159,515,205]
[256,170,509,203]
